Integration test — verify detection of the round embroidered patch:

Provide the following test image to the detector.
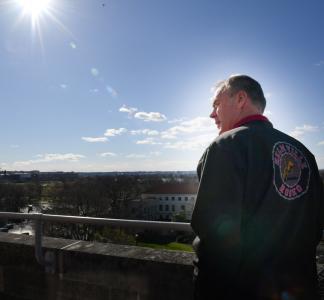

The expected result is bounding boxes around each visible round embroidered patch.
[272,141,310,200]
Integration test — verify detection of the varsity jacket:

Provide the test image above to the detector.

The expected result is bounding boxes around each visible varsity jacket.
[191,118,324,299]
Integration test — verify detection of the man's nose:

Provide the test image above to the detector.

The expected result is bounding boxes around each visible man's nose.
[210,109,216,119]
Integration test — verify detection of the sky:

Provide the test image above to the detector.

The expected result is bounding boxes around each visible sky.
[1,0,324,172]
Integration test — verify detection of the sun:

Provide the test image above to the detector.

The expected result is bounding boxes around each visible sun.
[17,0,51,19]
[12,0,71,51]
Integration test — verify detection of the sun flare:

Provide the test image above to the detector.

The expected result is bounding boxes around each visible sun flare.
[17,0,51,18]
[12,0,72,53]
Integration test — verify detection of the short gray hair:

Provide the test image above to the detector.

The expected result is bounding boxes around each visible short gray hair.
[215,74,266,112]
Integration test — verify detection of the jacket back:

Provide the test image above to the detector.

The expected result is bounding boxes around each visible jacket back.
[191,120,324,298]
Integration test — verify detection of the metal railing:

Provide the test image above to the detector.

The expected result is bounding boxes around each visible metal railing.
[0,212,193,272]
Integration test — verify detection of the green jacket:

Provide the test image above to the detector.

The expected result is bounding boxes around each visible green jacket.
[191,119,324,298]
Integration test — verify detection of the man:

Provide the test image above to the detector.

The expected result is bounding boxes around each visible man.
[191,75,324,299]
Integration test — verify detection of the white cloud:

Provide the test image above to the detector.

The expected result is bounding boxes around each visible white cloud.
[119,105,138,116]
[89,88,99,93]
[143,129,159,136]
[70,42,77,49]
[164,141,196,150]
[91,68,99,77]
[129,117,216,147]
[161,117,215,139]
[180,117,215,131]
[100,152,117,157]
[60,84,67,89]
[104,128,127,137]
[120,107,166,122]
[130,129,159,136]
[43,153,85,161]
[14,153,85,166]
[318,141,324,146]
[290,124,319,138]
[164,133,215,151]
[10,145,19,148]
[106,85,117,97]
[82,137,108,143]
[149,151,161,156]
[134,111,167,122]
[160,132,177,139]
[136,138,161,145]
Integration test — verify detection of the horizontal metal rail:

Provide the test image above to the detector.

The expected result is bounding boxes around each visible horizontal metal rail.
[0,212,192,232]
[0,212,193,271]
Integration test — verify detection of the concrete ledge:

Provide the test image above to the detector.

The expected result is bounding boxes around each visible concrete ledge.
[0,233,195,300]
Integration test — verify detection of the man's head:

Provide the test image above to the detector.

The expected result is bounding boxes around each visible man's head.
[210,74,266,134]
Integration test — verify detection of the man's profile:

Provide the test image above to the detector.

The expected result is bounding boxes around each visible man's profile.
[191,75,324,299]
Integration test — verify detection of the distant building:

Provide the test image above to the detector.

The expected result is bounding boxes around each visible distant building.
[132,183,198,221]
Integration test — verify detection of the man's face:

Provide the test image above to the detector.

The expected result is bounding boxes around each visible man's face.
[210,91,241,134]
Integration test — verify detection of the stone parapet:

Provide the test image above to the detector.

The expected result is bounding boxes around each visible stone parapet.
[0,233,194,300]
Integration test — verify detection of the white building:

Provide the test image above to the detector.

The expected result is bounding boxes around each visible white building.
[139,183,198,221]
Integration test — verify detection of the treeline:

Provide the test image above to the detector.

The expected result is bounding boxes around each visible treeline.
[43,176,147,218]
[0,174,197,245]
[42,175,196,243]
[0,182,41,212]
[0,174,198,216]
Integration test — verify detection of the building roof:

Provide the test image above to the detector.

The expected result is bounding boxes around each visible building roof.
[144,182,198,195]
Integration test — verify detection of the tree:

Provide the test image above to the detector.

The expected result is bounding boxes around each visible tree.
[0,183,29,212]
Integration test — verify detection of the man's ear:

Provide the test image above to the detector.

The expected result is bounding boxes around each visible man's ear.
[236,90,248,109]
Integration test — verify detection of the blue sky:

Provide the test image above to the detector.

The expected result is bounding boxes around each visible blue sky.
[1,0,324,172]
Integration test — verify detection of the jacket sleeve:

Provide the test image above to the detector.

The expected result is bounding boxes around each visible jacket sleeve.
[314,161,324,244]
[196,148,208,181]
[191,143,244,273]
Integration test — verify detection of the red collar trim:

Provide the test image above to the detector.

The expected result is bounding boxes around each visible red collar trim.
[233,114,269,129]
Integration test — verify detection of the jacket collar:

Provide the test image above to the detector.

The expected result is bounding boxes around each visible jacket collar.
[232,114,270,129]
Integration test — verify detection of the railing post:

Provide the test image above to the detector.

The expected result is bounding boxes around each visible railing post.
[34,213,44,266]
[34,213,56,273]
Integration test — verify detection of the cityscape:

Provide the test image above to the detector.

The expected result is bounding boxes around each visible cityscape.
[0,169,198,245]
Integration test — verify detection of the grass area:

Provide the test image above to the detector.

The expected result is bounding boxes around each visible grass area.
[137,242,193,252]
